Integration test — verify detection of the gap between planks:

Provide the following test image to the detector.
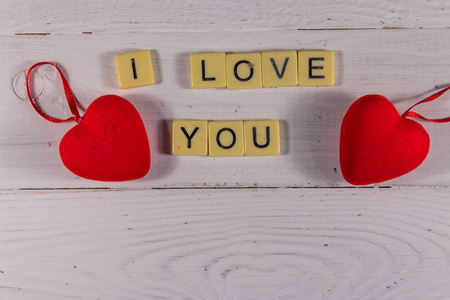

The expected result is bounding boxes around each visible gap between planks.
[1,185,397,193]
[12,27,439,36]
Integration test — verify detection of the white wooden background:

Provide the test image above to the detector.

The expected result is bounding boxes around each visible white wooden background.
[1,1,450,299]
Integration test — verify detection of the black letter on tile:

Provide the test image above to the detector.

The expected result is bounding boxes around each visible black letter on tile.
[201,60,215,81]
[131,58,138,79]
[234,60,254,82]
[216,128,236,149]
[181,127,199,148]
[253,127,270,148]
[270,57,289,79]
[309,57,325,79]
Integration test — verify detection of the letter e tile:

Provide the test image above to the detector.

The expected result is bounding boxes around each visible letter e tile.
[298,50,334,86]
[226,53,262,89]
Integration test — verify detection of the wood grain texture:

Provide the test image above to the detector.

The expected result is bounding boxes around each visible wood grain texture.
[2,0,450,34]
[3,2,450,299]
[1,29,450,188]
[1,188,450,299]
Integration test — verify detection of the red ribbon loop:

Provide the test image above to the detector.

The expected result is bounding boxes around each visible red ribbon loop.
[26,62,82,123]
[402,86,450,123]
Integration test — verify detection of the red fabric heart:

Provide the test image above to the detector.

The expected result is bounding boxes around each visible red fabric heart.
[340,94,430,185]
[59,95,150,181]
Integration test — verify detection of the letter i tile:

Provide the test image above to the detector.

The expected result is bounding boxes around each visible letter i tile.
[298,50,334,86]
[115,49,155,88]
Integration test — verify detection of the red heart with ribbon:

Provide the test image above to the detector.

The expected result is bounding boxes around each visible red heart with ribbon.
[26,62,150,181]
[340,88,450,185]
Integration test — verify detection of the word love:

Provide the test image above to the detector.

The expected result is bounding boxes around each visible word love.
[113,49,334,89]
[172,120,280,157]
[190,50,334,89]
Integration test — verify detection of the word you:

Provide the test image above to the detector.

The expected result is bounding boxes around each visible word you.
[172,120,280,157]
[190,50,334,89]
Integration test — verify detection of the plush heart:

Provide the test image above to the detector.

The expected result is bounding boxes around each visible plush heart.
[340,94,430,185]
[59,95,150,181]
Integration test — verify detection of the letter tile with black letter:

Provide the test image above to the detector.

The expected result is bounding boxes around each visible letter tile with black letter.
[226,53,262,89]
[262,51,298,87]
[172,120,209,155]
[244,120,280,156]
[298,50,334,86]
[209,121,244,156]
[115,49,155,89]
[190,52,226,89]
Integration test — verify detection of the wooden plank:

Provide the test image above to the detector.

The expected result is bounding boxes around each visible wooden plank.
[2,2,450,299]
[0,187,449,299]
[1,29,450,188]
[2,0,450,34]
